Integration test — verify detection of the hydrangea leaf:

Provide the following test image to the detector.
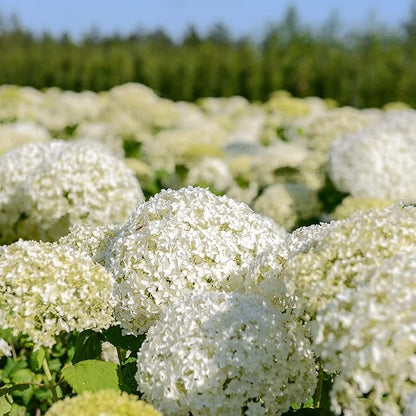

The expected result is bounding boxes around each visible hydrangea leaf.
[61,360,120,394]
[102,325,145,352]
[0,395,12,415]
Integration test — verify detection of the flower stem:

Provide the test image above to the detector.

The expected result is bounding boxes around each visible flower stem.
[42,357,59,402]
[314,360,324,408]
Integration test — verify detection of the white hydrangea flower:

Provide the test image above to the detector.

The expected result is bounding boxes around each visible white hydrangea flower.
[253,183,320,230]
[0,338,11,357]
[249,141,309,187]
[328,110,416,202]
[289,106,380,152]
[281,205,416,318]
[0,121,51,155]
[313,252,416,416]
[136,292,317,416]
[105,187,287,334]
[331,195,394,220]
[58,223,120,265]
[74,121,125,158]
[185,157,234,193]
[45,389,162,416]
[0,240,116,348]
[0,85,44,122]
[141,124,228,174]
[0,140,144,244]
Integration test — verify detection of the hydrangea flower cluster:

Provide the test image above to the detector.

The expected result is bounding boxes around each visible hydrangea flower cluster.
[328,111,416,202]
[0,121,50,155]
[0,240,115,348]
[253,182,320,230]
[0,338,11,357]
[141,125,227,174]
[105,186,287,334]
[331,195,394,220]
[45,389,162,416]
[58,223,120,265]
[290,106,379,153]
[136,292,317,416]
[281,205,416,318]
[185,157,234,194]
[0,140,143,244]
[313,252,416,416]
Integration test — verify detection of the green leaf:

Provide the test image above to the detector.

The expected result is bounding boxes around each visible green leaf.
[1,359,27,381]
[118,361,138,394]
[30,348,45,371]
[102,325,145,352]
[9,403,26,416]
[61,360,120,394]
[72,330,104,364]
[0,395,12,415]
[0,329,13,343]
[0,385,30,397]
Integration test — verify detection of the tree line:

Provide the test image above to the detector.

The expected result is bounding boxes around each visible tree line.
[1,4,416,108]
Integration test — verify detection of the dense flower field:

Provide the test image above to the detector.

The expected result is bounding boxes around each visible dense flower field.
[0,83,416,415]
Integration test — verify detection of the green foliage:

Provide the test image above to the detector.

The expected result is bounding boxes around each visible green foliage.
[61,360,120,394]
[0,5,416,107]
[0,326,147,414]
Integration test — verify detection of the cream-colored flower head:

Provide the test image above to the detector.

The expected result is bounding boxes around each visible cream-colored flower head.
[0,140,143,244]
[281,205,416,319]
[0,338,11,357]
[0,240,115,348]
[45,389,162,416]
[290,106,379,152]
[58,223,120,265]
[105,186,287,334]
[185,157,234,193]
[328,110,416,202]
[331,195,394,220]
[253,182,320,230]
[136,292,317,416]
[249,141,309,187]
[0,121,51,155]
[141,124,227,174]
[313,252,416,416]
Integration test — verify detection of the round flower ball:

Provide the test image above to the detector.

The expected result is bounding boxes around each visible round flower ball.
[45,389,162,416]
[0,239,115,348]
[313,252,416,416]
[328,111,416,202]
[105,186,287,334]
[0,140,144,244]
[136,292,317,416]
[281,204,416,319]
[58,223,120,265]
[253,182,321,230]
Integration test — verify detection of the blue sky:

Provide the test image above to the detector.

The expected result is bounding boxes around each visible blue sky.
[0,0,414,40]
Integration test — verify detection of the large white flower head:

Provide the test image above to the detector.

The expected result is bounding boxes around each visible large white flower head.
[185,156,234,194]
[45,389,162,416]
[0,140,144,244]
[105,186,287,334]
[0,121,51,155]
[249,141,309,187]
[328,111,416,202]
[290,106,380,152]
[0,338,11,357]
[136,292,317,416]
[58,223,120,265]
[330,195,394,220]
[253,182,321,230]
[141,124,227,174]
[313,252,416,416]
[0,240,115,348]
[281,205,416,319]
